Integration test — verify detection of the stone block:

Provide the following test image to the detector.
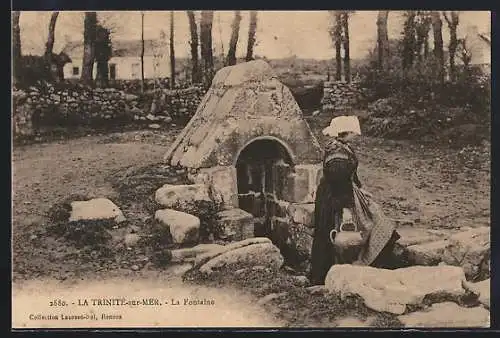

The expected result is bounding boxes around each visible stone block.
[325,265,467,315]
[288,203,315,227]
[406,240,449,266]
[69,198,126,223]
[155,183,211,209]
[217,208,255,241]
[282,164,322,203]
[442,227,490,281]
[198,166,239,209]
[396,227,448,247]
[155,209,200,244]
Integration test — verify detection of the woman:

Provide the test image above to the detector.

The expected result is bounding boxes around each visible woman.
[308,116,400,285]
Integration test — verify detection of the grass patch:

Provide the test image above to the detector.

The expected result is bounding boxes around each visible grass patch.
[107,163,190,204]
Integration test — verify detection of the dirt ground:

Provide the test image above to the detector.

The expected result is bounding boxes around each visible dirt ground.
[11,118,490,327]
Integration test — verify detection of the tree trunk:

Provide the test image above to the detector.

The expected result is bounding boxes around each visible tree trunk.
[402,11,417,73]
[95,25,112,88]
[342,12,351,83]
[12,11,22,85]
[81,12,97,85]
[96,61,109,87]
[140,12,145,92]
[431,11,444,83]
[45,12,59,58]
[186,11,200,84]
[376,11,389,70]
[444,11,459,82]
[246,11,258,61]
[200,11,214,85]
[226,11,242,66]
[334,11,342,81]
[170,11,176,88]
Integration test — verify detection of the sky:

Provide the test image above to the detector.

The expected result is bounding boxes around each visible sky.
[18,11,491,60]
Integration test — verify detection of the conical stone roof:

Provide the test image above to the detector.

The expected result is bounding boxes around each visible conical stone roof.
[164,60,323,169]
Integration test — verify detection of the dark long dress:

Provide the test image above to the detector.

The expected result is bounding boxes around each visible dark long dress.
[308,139,400,285]
[309,139,361,285]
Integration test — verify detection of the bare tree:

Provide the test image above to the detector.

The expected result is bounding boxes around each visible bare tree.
[95,24,112,88]
[245,11,258,61]
[12,11,22,85]
[226,11,242,66]
[376,11,389,70]
[170,11,175,88]
[341,11,351,83]
[415,11,432,64]
[443,11,460,81]
[330,11,342,81]
[44,12,59,60]
[186,11,201,83]
[140,12,145,92]
[200,11,214,85]
[81,12,97,85]
[401,11,417,72]
[431,11,444,83]
[457,38,472,71]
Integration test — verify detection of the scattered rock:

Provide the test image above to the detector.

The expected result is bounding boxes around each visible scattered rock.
[124,233,141,247]
[257,292,288,306]
[325,264,468,315]
[217,208,255,241]
[194,237,273,267]
[155,184,211,209]
[398,302,489,328]
[405,240,449,266]
[395,227,448,247]
[197,240,284,275]
[131,265,140,271]
[155,209,200,244]
[292,275,309,287]
[234,268,248,276]
[442,227,490,280]
[306,285,328,295]
[170,244,224,263]
[69,198,126,223]
[148,123,161,129]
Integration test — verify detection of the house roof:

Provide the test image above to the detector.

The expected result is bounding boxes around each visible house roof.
[61,39,167,59]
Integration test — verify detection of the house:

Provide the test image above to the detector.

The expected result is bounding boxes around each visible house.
[459,25,491,74]
[61,39,171,80]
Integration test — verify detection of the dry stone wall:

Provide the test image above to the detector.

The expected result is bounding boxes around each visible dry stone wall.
[12,83,207,140]
[321,81,367,112]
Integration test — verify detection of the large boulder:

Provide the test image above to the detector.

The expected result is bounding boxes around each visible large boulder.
[442,227,490,280]
[195,237,284,274]
[194,237,271,266]
[405,240,449,266]
[397,302,489,328]
[69,198,126,223]
[155,184,211,209]
[463,279,490,309]
[217,208,255,241]
[325,264,468,315]
[155,209,200,244]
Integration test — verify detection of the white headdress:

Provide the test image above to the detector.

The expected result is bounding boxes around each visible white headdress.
[322,115,362,137]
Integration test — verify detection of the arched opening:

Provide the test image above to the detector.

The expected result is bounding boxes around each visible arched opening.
[236,138,294,237]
